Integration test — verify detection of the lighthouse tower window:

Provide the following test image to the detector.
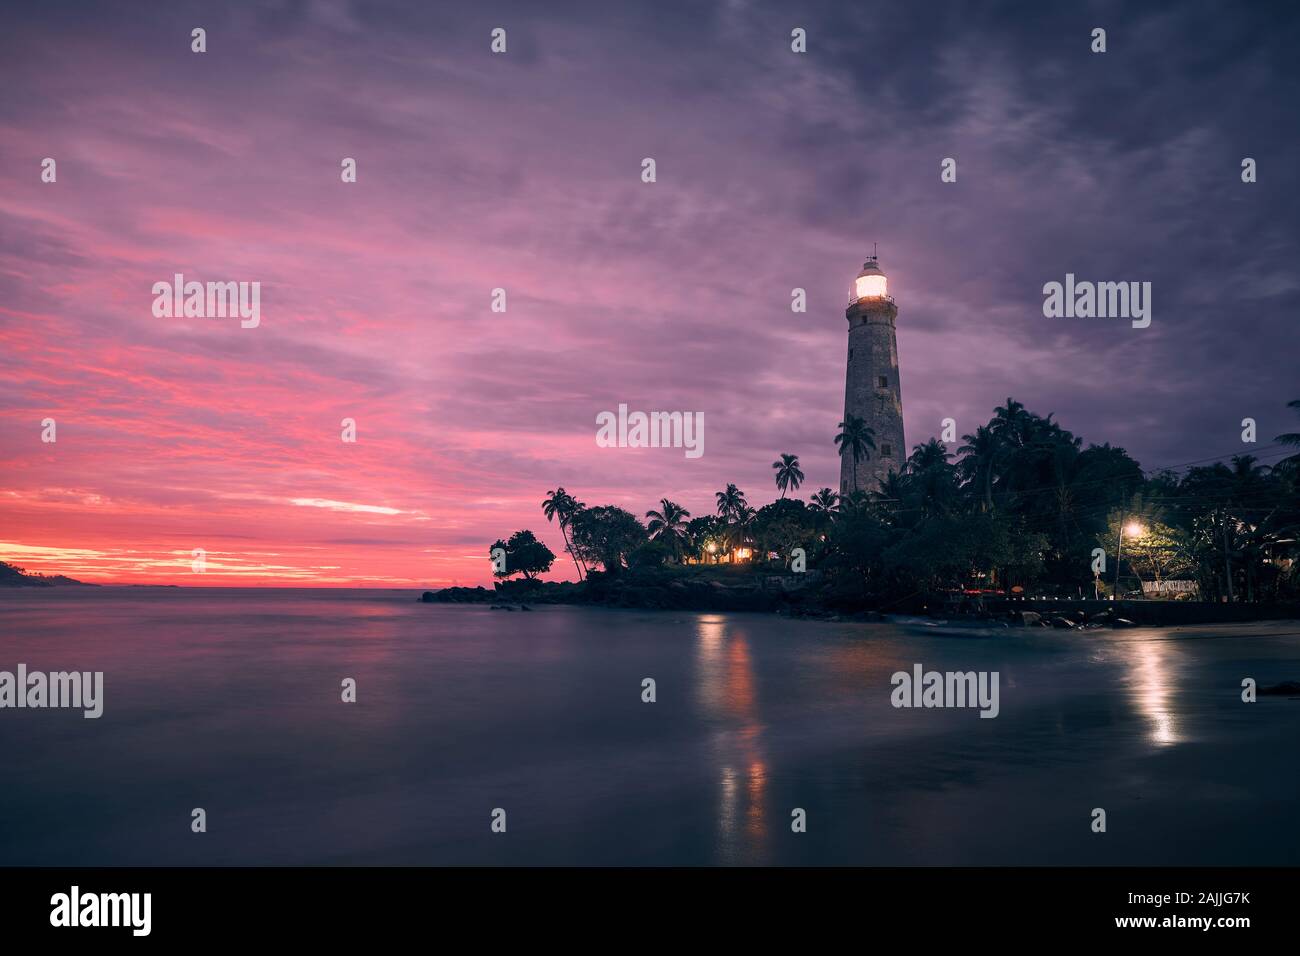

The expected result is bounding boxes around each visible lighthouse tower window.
[878,375,888,388]
[881,444,892,457]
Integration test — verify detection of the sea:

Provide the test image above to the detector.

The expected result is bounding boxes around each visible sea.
[1,587,1297,865]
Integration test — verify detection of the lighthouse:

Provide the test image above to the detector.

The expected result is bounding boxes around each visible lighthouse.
[839,255,905,497]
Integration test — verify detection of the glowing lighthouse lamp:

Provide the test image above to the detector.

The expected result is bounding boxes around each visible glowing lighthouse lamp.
[852,256,890,301]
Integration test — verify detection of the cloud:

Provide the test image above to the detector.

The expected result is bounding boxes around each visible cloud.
[1,0,1296,584]
[289,498,405,516]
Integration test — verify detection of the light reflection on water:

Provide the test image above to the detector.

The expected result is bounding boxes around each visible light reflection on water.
[1118,636,1184,746]
[694,615,768,863]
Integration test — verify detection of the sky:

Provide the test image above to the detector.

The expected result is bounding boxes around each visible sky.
[1,0,1297,586]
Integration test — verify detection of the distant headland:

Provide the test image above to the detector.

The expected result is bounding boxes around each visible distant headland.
[0,561,97,588]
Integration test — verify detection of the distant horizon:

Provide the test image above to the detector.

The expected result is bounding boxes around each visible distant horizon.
[4,399,1295,588]
[3,580,431,589]
[3,380,1295,590]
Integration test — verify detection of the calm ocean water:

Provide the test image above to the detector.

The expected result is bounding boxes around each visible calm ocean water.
[1,587,1297,866]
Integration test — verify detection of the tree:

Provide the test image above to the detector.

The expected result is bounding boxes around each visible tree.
[883,513,1046,594]
[808,488,840,534]
[753,499,817,562]
[628,539,672,569]
[714,483,747,522]
[568,506,647,576]
[1098,503,1193,595]
[685,514,727,563]
[1275,399,1300,472]
[907,439,958,518]
[1163,453,1300,602]
[991,397,1032,450]
[872,469,910,503]
[825,505,892,585]
[839,488,872,514]
[871,469,915,529]
[523,393,1300,606]
[772,453,805,499]
[489,530,555,581]
[727,504,758,559]
[645,498,691,562]
[542,487,587,580]
[834,415,876,493]
[958,425,999,512]
[809,487,839,515]
[909,437,951,472]
[946,399,1147,594]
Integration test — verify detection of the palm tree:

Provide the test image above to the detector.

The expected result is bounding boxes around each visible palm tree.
[839,489,871,513]
[992,397,1031,447]
[729,504,758,560]
[1043,430,1083,543]
[904,439,958,518]
[645,498,691,562]
[1228,455,1271,510]
[834,415,876,493]
[1215,458,1276,603]
[542,488,586,580]
[873,468,910,505]
[714,483,747,523]
[808,487,840,518]
[772,453,805,499]
[908,438,952,472]
[1274,399,1300,471]
[958,425,1000,512]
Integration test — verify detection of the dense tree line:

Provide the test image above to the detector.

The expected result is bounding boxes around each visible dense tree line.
[492,398,1300,604]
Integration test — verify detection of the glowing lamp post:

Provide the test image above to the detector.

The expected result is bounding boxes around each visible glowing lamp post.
[1114,519,1146,600]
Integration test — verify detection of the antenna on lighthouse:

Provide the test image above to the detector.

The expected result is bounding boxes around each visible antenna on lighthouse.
[871,242,878,261]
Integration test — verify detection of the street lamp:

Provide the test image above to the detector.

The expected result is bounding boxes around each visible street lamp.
[1114,519,1146,600]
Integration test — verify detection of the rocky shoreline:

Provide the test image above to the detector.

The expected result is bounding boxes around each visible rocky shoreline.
[420,570,1300,628]
[422,573,798,614]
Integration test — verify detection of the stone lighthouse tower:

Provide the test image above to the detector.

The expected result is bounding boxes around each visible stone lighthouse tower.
[839,255,905,497]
